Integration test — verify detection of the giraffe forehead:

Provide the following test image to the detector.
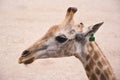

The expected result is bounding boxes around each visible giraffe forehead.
[55,26,80,39]
[55,30,74,39]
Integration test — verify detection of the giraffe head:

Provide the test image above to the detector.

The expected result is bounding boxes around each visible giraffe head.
[18,7,103,64]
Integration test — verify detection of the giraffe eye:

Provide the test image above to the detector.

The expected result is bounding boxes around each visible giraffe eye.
[55,35,68,43]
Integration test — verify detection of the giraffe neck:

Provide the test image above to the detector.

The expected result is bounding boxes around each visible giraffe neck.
[77,41,116,80]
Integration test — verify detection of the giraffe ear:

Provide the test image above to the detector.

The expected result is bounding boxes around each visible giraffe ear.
[84,22,104,36]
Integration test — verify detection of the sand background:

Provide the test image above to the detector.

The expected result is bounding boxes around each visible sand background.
[0,0,120,80]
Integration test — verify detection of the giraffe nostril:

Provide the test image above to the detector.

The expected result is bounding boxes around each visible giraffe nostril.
[22,50,30,57]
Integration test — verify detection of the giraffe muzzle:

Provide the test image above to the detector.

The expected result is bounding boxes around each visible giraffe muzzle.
[18,50,35,64]
[18,57,35,64]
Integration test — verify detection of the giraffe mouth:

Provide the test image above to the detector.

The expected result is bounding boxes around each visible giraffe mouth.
[18,57,35,65]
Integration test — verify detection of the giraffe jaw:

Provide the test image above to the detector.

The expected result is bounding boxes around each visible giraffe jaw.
[18,56,35,65]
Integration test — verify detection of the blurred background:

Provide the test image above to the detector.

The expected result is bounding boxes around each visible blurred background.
[0,0,120,80]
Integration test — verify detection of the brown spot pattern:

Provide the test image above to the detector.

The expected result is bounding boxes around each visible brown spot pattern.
[86,73,90,78]
[87,44,92,52]
[106,67,112,75]
[88,43,94,55]
[100,74,106,80]
[95,67,101,75]
[93,51,100,60]
[101,58,107,65]
[104,69,110,79]
[85,64,91,72]
[90,73,98,80]
[86,54,90,61]
[89,58,96,69]
[86,42,116,80]
[97,61,103,68]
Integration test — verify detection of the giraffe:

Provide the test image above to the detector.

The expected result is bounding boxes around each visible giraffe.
[18,7,116,80]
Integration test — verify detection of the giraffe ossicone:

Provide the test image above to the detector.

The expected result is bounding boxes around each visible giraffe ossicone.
[18,7,116,80]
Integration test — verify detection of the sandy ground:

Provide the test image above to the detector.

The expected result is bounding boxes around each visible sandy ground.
[0,0,120,80]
